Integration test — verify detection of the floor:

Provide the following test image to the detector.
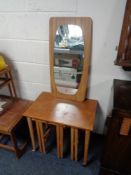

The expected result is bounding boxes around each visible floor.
[0,129,104,175]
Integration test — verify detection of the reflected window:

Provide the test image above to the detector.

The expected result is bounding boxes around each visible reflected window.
[55,25,83,50]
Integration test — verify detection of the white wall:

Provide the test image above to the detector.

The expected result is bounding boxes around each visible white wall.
[0,0,130,133]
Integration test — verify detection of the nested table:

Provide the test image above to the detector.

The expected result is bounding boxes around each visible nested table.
[23,92,97,165]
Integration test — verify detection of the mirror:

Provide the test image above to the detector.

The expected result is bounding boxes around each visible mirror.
[49,17,92,101]
[54,24,84,95]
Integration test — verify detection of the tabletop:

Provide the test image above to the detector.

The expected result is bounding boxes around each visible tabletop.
[23,92,97,131]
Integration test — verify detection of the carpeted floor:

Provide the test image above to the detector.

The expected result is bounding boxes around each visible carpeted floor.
[0,132,104,175]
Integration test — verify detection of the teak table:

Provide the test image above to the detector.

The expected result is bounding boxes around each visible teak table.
[23,92,97,165]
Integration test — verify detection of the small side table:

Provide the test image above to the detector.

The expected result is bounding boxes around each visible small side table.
[23,92,97,165]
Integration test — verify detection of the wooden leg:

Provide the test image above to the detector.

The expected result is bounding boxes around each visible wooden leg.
[56,125,64,158]
[27,117,36,151]
[5,71,17,98]
[8,70,17,97]
[10,132,20,158]
[39,122,46,153]
[83,130,90,165]
[56,125,60,158]
[71,128,78,161]
[5,72,14,97]
[36,121,43,153]
[59,126,63,158]
[74,128,78,161]
[71,127,75,160]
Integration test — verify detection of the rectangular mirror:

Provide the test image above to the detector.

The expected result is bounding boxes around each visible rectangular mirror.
[49,17,92,101]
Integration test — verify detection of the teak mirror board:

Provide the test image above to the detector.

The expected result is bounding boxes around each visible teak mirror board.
[49,17,92,101]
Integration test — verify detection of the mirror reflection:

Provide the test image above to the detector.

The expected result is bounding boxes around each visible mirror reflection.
[54,24,84,95]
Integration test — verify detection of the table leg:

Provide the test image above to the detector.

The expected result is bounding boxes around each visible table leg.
[74,128,78,161]
[71,127,75,160]
[39,122,46,153]
[36,121,43,153]
[83,130,90,165]
[71,128,78,161]
[56,125,64,158]
[59,126,63,158]
[27,117,35,151]
[56,125,60,158]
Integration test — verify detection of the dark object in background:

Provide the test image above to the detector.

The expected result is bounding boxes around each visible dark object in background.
[115,0,131,68]
[114,79,131,111]
[101,79,131,175]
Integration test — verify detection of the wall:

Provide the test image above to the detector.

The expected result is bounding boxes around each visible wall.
[0,0,130,133]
